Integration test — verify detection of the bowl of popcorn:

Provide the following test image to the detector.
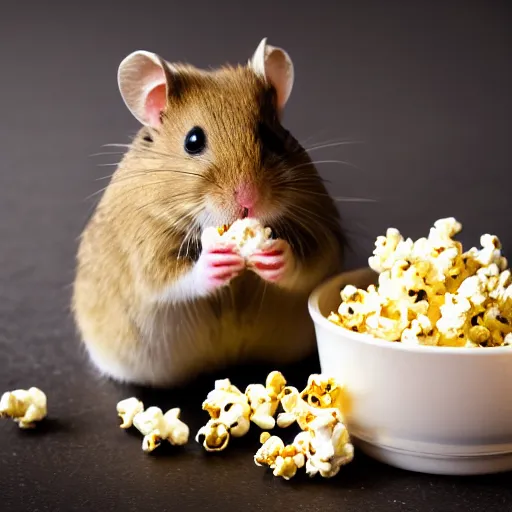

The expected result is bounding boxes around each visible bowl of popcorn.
[308,218,512,476]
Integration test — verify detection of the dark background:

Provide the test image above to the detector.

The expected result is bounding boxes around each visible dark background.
[1,1,511,511]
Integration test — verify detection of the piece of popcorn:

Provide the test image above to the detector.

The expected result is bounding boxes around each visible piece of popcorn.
[368,228,412,273]
[254,435,285,468]
[457,275,488,307]
[116,397,144,429]
[254,435,306,481]
[197,377,254,452]
[365,313,406,342]
[131,406,167,452]
[300,374,347,414]
[277,386,314,430]
[130,405,189,452]
[305,411,354,479]
[272,447,304,480]
[489,270,511,301]
[196,419,231,452]
[219,402,251,437]
[0,387,47,429]
[277,386,344,433]
[332,284,385,334]
[436,294,471,345]
[292,430,313,458]
[245,384,276,430]
[401,315,436,345]
[476,234,507,269]
[427,246,461,285]
[265,371,287,403]
[202,378,251,422]
[245,371,287,430]
[428,217,462,249]
[215,218,273,258]
[162,408,190,445]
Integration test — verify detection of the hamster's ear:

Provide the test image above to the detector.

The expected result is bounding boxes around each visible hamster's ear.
[117,50,176,127]
[250,38,294,111]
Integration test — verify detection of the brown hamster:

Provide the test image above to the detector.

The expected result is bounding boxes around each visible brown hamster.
[72,38,345,387]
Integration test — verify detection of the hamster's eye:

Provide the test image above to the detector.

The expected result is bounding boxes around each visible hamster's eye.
[184,126,207,155]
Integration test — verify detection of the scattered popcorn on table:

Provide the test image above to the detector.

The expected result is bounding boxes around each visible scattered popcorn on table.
[255,375,354,480]
[329,217,512,347]
[0,387,47,428]
[197,372,286,452]
[116,398,189,453]
[203,218,272,259]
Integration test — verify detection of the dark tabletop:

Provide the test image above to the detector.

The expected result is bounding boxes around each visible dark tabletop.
[1,1,512,511]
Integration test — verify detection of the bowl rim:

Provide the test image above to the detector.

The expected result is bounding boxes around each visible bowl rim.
[308,268,512,357]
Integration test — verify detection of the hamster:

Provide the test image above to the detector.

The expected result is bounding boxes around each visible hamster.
[72,38,345,387]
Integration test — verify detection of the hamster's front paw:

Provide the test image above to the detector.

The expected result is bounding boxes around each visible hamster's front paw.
[196,243,245,292]
[247,239,296,285]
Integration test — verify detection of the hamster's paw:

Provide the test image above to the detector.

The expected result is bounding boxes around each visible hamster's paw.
[196,244,245,292]
[247,239,295,285]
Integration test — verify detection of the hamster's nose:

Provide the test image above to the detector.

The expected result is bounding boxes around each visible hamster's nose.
[234,183,259,210]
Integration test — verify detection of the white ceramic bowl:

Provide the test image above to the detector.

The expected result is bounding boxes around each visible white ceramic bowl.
[308,267,512,476]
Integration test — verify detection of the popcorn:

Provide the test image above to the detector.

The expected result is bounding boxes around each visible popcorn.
[197,372,286,452]
[245,371,287,430]
[116,398,189,453]
[117,397,144,429]
[368,228,406,273]
[204,218,272,258]
[202,378,251,422]
[255,375,354,480]
[196,419,231,452]
[277,386,313,429]
[254,435,285,468]
[255,435,306,480]
[163,408,191,445]
[300,374,347,413]
[329,217,512,348]
[0,387,47,429]
[197,377,252,451]
[305,412,354,479]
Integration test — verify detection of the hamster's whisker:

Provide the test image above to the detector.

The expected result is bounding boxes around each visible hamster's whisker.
[298,133,342,148]
[334,196,377,203]
[284,187,330,198]
[305,140,365,152]
[284,187,377,204]
[90,151,128,158]
[101,143,132,149]
[289,159,360,173]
